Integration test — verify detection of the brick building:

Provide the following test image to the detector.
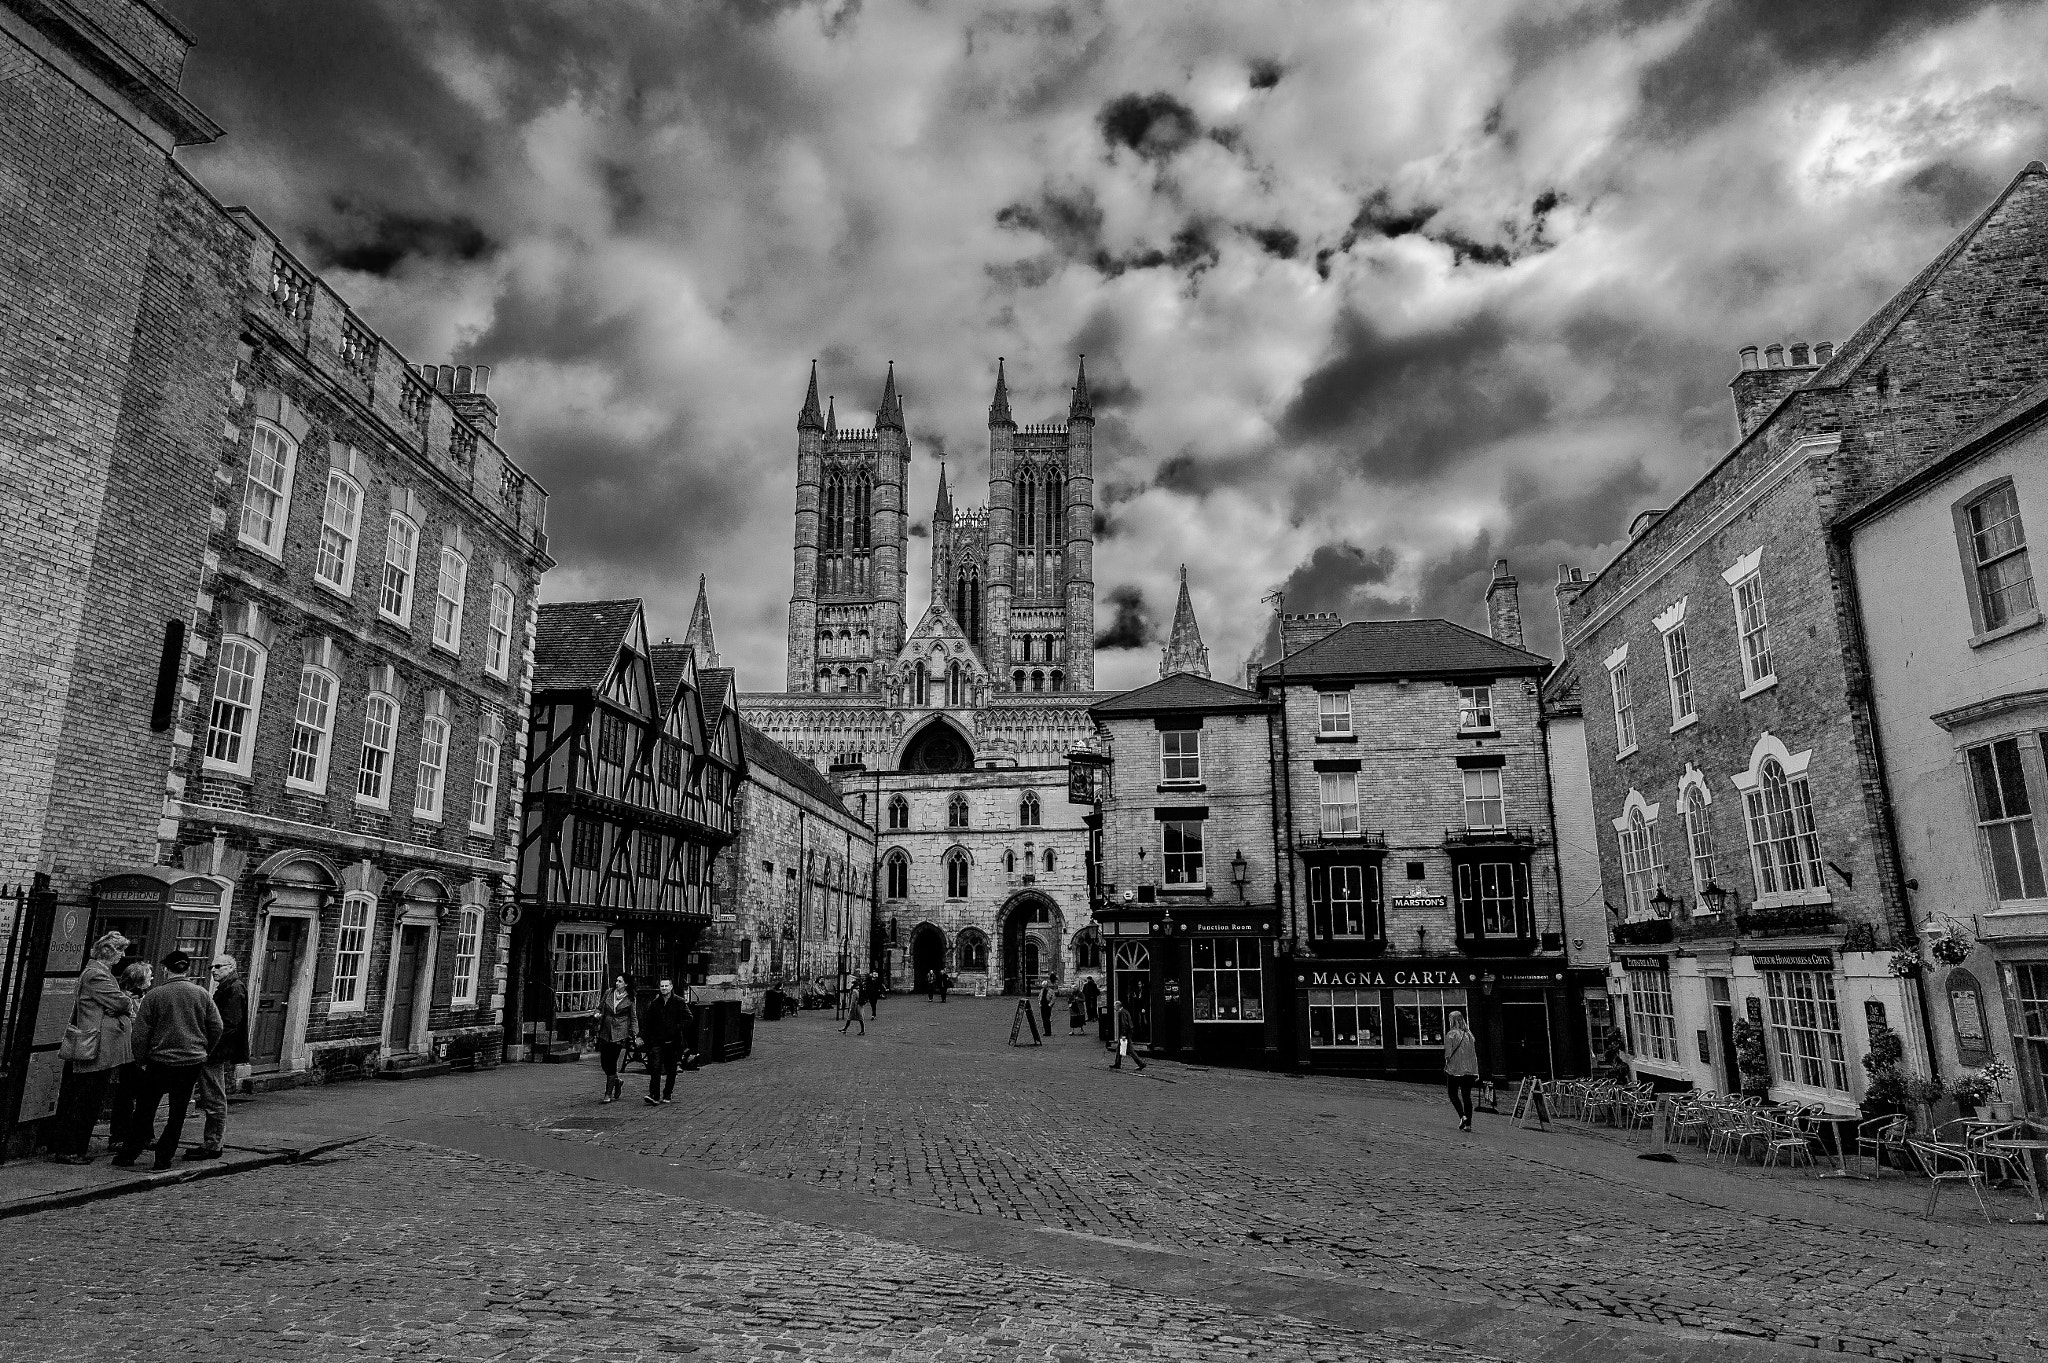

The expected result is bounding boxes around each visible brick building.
[1561,161,2048,1110]
[1089,665,1280,1066]
[1258,571,1591,1080]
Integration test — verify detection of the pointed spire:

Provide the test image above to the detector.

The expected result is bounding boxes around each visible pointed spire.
[988,356,1013,427]
[877,361,904,430]
[934,460,952,522]
[684,573,721,670]
[798,360,823,432]
[1160,564,1211,679]
[1069,353,1094,422]
[826,394,837,437]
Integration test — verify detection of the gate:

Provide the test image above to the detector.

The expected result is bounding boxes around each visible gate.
[0,875,59,1159]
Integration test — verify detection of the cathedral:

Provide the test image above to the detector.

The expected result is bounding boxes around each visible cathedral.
[740,358,1182,994]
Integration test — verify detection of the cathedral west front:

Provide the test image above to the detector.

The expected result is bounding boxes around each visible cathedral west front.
[740,359,1117,995]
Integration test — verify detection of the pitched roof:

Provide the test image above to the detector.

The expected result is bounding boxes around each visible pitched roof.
[741,721,851,816]
[1259,618,1549,683]
[532,599,641,693]
[648,642,693,711]
[698,667,734,714]
[1092,671,1266,717]
[1540,652,1583,717]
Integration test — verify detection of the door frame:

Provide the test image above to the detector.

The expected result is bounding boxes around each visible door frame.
[379,909,441,1058]
[1498,996,1555,1079]
[254,905,319,1073]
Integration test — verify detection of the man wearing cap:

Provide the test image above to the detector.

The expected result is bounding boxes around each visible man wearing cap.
[116,950,222,1170]
[185,955,248,1161]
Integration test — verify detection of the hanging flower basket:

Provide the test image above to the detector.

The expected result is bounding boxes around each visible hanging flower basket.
[1929,934,1972,965]
[1886,951,1923,978]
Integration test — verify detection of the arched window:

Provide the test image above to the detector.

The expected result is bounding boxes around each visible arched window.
[945,849,970,899]
[1013,669,1025,692]
[947,660,963,707]
[913,660,928,706]
[885,850,909,899]
[948,794,969,828]
[958,927,988,969]
[1050,670,1064,692]
[1020,472,1037,547]
[1744,757,1823,894]
[1003,849,1017,873]
[837,667,851,693]
[1044,474,1062,546]
[1032,670,1044,692]
[855,667,868,692]
[888,795,909,830]
[1019,791,1040,826]
[1620,807,1662,916]
[1072,925,1101,970]
[1682,786,1716,897]
[1043,848,1056,873]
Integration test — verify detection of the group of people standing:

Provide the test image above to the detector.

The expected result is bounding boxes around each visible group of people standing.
[591,975,702,1106]
[49,931,250,1169]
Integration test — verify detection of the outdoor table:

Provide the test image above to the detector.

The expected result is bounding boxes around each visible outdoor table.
[1985,1139,2048,1225]
[1810,1108,1868,1180]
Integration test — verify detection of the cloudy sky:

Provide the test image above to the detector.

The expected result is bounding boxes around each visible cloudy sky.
[165,0,2048,691]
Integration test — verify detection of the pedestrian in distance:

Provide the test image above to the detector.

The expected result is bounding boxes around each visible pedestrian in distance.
[1444,1009,1480,1132]
[593,974,636,1103]
[1111,1000,1145,1071]
[923,968,935,1002]
[48,931,134,1164]
[1067,991,1086,1035]
[640,978,689,1105]
[107,963,154,1157]
[1038,982,1053,1039]
[186,954,248,1161]
[868,973,879,1020]
[1082,974,1100,1022]
[840,978,865,1034]
[117,950,222,1170]
[938,970,951,1003]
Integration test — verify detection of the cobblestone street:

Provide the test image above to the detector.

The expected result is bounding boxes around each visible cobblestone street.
[5,999,2045,1362]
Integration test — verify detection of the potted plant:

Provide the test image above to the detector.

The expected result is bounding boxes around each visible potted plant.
[1733,1018,1773,1099]
[1886,950,1922,978]
[1860,1023,1943,1127]
[1950,1068,1995,1117]
[1981,1059,2018,1121]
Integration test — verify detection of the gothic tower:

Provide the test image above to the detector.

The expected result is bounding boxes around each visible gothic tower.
[786,363,909,692]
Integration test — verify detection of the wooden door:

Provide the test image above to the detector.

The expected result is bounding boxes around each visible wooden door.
[252,918,306,1068]
[389,926,427,1053]
[1499,998,1554,1079]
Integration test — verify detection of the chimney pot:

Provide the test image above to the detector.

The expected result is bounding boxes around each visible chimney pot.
[473,364,490,393]
[1739,345,1759,370]
[1814,342,1833,365]
[454,365,472,393]
[1789,343,1809,367]
[1764,344,1784,369]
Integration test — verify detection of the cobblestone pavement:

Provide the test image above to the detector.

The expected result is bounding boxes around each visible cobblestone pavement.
[4,997,2044,1362]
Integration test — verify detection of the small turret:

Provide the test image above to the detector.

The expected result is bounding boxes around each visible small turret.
[1069,354,1093,423]
[826,394,837,438]
[933,460,952,524]
[877,361,904,431]
[798,360,824,432]
[989,357,1014,427]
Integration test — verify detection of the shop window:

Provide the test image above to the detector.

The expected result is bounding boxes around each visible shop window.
[1626,968,1677,1062]
[1394,988,1465,1048]
[1763,967,1850,1092]
[1191,937,1263,1021]
[552,926,606,1015]
[451,907,482,1006]
[1309,862,1380,940]
[330,894,372,1011]
[1308,988,1383,1049]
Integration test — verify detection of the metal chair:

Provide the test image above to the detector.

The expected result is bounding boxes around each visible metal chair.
[1967,1122,2026,1186]
[1907,1139,1992,1224]
[1854,1115,1907,1178]
[1762,1114,1817,1168]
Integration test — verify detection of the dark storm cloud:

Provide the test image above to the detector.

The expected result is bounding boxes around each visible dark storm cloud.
[1247,225,1299,259]
[1094,584,1154,650]
[1248,59,1283,91]
[1903,161,2005,226]
[1279,311,1550,482]
[305,207,497,277]
[1277,544,1398,615]
[521,422,750,576]
[1097,92,1202,160]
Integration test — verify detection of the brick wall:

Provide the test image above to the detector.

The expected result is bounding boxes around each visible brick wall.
[1096,709,1279,911]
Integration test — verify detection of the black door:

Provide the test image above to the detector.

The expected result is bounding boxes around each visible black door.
[252,918,306,1069]
[1714,1004,1740,1093]
[1112,942,1151,1041]
[389,925,428,1053]
[911,926,945,992]
[1498,998,1554,1078]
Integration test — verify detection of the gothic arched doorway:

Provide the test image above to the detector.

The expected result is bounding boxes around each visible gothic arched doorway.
[999,892,1063,994]
[910,922,947,993]
[898,716,974,773]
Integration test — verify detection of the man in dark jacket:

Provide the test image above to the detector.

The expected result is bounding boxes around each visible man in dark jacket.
[640,979,690,1105]
[187,955,248,1160]
[117,951,222,1169]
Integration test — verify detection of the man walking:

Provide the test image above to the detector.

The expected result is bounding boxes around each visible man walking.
[641,978,689,1105]
[1111,999,1145,1071]
[186,954,248,1161]
[938,970,950,1003]
[867,972,879,1020]
[1038,982,1054,1040]
[116,951,221,1170]
[1082,974,1100,1023]
[839,977,865,1034]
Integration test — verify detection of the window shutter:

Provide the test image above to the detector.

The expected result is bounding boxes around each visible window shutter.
[311,910,338,1003]
[1455,862,1473,938]
[431,920,457,1009]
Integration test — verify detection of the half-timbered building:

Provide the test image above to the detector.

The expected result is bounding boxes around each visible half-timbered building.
[507,601,742,1058]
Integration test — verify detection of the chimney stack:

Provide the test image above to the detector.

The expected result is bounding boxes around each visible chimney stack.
[1485,559,1524,649]
[1278,611,1344,658]
[1729,340,1831,440]
[1555,564,1591,649]
[422,363,499,439]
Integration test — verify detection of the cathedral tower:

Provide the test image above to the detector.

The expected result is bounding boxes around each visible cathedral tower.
[785,363,909,692]
[1160,564,1209,678]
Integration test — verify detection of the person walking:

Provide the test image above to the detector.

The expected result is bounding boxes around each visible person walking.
[48,932,134,1164]
[593,974,636,1103]
[1111,1000,1146,1070]
[938,970,951,1004]
[117,951,222,1170]
[1444,1010,1480,1132]
[1038,982,1054,1040]
[185,954,248,1161]
[1082,974,1100,1022]
[640,978,689,1105]
[839,977,865,1034]
[867,972,880,1020]
[1067,990,1086,1035]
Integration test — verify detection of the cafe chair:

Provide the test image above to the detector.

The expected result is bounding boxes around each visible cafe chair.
[1855,1115,1907,1178]
[1761,1115,1816,1168]
[1967,1122,2025,1186]
[1907,1140,1993,1224]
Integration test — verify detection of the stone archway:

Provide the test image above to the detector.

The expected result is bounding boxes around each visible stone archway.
[999,891,1064,995]
[896,715,975,773]
[910,922,948,993]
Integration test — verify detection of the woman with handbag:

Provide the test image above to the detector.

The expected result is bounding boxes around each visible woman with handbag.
[593,974,636,1104]
[106,963,154,1153]
[48,932,135,1163]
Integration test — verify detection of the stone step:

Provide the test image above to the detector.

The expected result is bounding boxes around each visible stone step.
[374,1059,452,1081]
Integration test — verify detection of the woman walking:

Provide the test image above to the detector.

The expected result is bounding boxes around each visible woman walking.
[1038,982,1054,1040]
[47,932,134,1163]
[1444,1010,1480,1132]
[593,974,636,1104]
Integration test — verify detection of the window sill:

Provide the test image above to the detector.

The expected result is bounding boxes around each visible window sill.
[284,778,328,798]
[1738,674,1778,701]
[1668,713,1698,735]
[483,667,511,686]
[1615,743,1638,760]
[312,576,353,602]
[1314,734,1357,743]
[200,761,254,781]
[414,811,444,825]
[1155,783,1206,792]
[235,535,284,563]
[467,823,493,837]
[1457,728,1499,739]
[429,640,462,660]
[377,610,412,631]
[1160,884,1211,895]
[1750,888,1833,910]
[353,795,390,812]
[1967,609,2043,649]
[326,1003,365,1016]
